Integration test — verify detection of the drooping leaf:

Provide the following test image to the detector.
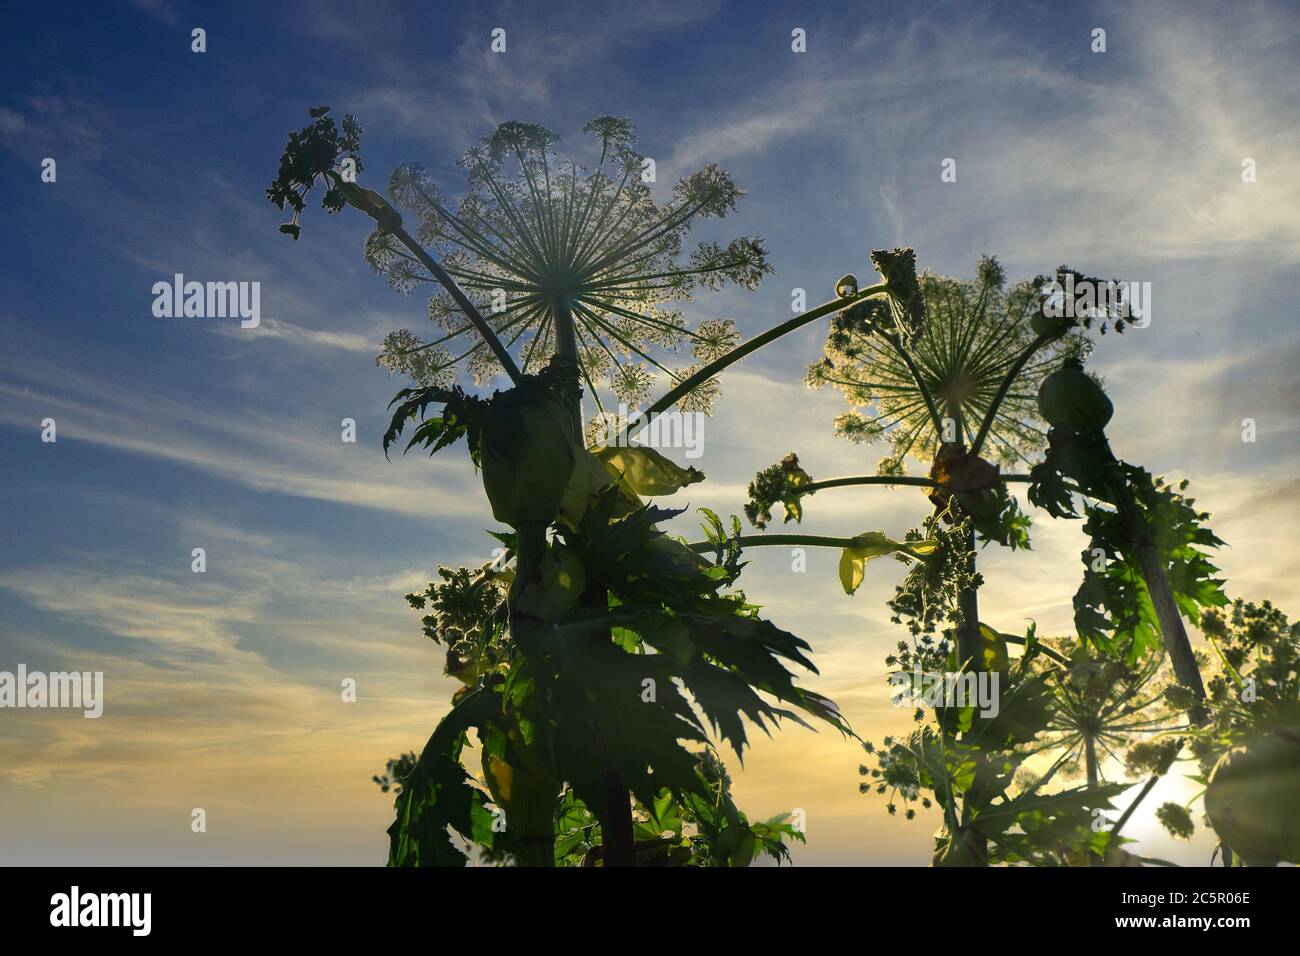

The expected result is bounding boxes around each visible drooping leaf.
[593,445,705,496]
[839,531,939,596]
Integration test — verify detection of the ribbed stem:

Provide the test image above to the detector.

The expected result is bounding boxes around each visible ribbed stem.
[1090,444,1208,723]
[1084,732,1102,866]
[688,532,890,552]
[943,399,992,866]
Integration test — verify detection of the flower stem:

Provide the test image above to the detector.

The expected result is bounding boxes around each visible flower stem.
[793,473,1032,498]
[633,284,888,432]
[388,225,524,384]
[1111,773,1164,840]
[970,332,1052,459]
[686,533,886,552]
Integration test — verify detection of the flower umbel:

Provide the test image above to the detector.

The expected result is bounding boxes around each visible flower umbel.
[370,118,770,414]
[809,256,1089,472]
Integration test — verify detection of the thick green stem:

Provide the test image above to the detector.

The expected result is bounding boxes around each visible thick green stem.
[1084,732,1100,789]
[1081,440,1208,720]
[508,522,549,615]
[800,474,1031,496]
[1084,732,1102,866]
[955,524,982,677]
[1112,482,1208,722]
[505,521,556,867]
[551,296,580,373]
[588,714,635,867]
[515,837,557,868]
[552,294,635,867]
[803,475,938,493]
[1111,774,1160,841]
[943,399,993,865]
[943,401,983,668]
[971,326,1208,713]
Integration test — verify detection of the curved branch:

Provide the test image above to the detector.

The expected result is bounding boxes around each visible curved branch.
[633,283,888,435]
[803,475,936,492]
[877,329,945,436]
[793,473,1033,498]
[970,332,1052,458]
[389,225,524,384]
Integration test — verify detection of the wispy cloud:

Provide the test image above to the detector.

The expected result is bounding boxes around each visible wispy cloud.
[215,317,375,352]
[129,0,179,26]
[0,359,483,519]
[660,1,1300,264]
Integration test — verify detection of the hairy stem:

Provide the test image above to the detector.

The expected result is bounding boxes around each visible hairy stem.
[506,521,556,867]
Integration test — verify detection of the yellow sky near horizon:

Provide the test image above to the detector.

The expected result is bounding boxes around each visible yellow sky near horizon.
[2,367,1295,866]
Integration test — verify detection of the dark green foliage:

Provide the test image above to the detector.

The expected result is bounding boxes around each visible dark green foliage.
[383,486,846,865]
[551,751,803,866]
[861,664,1127,865]
[744,453,814,529]
[870,247,925,338]
[405,565,506,646]
[1046,265,1131,335]
[888,510,980,637]
[267,106,363,240]
[388,687,516,867]
[372,752,417,795]
[383,384,478,461]
[1030,420,1226,659]
[1070,469,1226,659]
[1192,600,1300,778]
[948,480,1032,550]
[1156,801,1195,840]
[695,507,745,576]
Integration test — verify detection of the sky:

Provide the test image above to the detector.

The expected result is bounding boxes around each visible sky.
[1,0,1298,865]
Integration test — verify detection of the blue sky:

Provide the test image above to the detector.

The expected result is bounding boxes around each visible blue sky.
[1,0,1298,864]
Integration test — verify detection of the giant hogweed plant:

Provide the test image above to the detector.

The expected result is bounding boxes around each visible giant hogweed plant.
[733,258,1234,864]
[267,107,939,866]
[265,108,1257,867]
